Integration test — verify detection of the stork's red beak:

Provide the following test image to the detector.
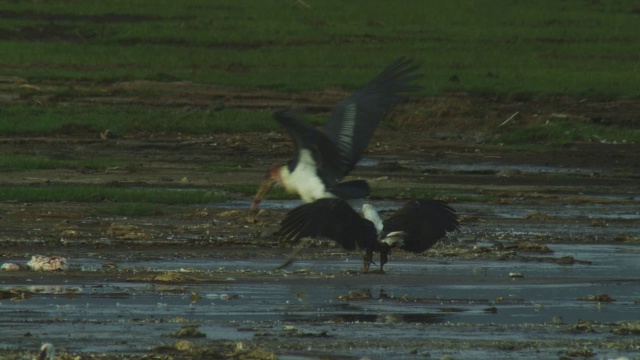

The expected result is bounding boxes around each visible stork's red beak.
[251,176,276,210]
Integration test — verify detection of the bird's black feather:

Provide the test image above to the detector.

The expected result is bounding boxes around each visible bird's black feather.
[279,198,376,251]
[329,180,370,200]
[325,57,423,175]
[278,198,458,272]
[280,198,458,254]
[273,109,347,187]
[274,58,422,192]
[383,199,459,253]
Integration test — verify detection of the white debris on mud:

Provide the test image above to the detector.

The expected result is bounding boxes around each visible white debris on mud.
[26,255,69,271]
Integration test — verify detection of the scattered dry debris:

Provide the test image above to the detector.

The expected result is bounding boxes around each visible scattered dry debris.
[579,294,615,303]
[2,255,69,272]
[218,210,244,218]
[60,229,80,237]
[282,325,330,338]
[556,256,576,265]
[562,348,595,357]
[496,168,521,177]
[337,289,372,300]
[222,341,277,360]
[174,339,196,352]
[27,255,69,271]
[0,288,32,301]
[525,212,557,221]
[190,291,203,303]
[564,320,596,333]
[126,271,220,283]
[590,219,609,227]
[107,224,148,240]
[612,321,640,335]
[1,263,21,271]
[170,325,206,338]
[507,242,553,254]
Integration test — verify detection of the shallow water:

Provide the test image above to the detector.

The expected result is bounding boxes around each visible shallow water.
[2,242,639,359]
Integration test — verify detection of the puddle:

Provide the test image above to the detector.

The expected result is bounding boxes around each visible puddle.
[2,242,640,358]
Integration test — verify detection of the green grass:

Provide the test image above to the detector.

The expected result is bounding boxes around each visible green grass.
[223,184,298,200]
[0,0,638,97]
[495,121,640,145]
[0,0,638,150]
[0,184,229,203]
[0,155,130,171]
[0,105,277,136]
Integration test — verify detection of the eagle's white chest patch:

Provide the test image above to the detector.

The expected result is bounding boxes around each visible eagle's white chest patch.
[280,149,335,203]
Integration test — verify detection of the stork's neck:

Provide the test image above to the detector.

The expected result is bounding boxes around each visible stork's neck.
[272,165,286,186]
[276,165,294,191]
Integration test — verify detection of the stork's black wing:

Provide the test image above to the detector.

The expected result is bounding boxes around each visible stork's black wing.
[325,57,422,176]
[274,109,347,188]
[279,198,376,251]
[383,199,459,253]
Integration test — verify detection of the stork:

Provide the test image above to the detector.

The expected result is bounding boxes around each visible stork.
[278,198,459,272]
[251,57,422,209]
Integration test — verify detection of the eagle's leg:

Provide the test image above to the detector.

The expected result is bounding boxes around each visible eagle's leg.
[362,248,374,273]
[377,248,390,274]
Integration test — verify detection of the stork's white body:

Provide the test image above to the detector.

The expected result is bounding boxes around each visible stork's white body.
[278,149,336,203]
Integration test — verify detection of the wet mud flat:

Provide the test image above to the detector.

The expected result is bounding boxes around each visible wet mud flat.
[1,134,640,359]
[1,240,640,360]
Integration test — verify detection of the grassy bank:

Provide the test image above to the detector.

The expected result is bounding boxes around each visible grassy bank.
[1,0,638,97]
[0,184,228,204]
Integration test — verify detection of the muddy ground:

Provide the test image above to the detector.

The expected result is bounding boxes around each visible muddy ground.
[1,87,639,359]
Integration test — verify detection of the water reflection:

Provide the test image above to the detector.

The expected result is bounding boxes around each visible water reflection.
[283,312,450,325]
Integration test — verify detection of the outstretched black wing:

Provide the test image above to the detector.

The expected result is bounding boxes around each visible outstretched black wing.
[279,198,376,251]
[274,109,346,188]
[382,199,459,253]
[324,57,422,176]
